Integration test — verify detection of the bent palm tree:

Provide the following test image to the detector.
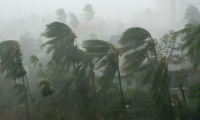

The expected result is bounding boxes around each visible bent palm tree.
[151,56,173,119]
[176,5,200,68]
[0,40,29,120]
[42,22,84,120]
[42,22,78,70]
[119,28,173,119]
[82,39,126,118]
[68,12,79,28]
[119,27,158,84]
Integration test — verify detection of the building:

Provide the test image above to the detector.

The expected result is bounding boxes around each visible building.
[111,69,200,92]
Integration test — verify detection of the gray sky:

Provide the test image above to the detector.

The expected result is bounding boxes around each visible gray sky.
[0,0,156,19]
[0,0,172,40]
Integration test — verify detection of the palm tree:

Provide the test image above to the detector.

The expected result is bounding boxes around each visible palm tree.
[82,39,126,119]
[39,79,54,105]
[119,28,174,119]
[176,5,200,68]
[83,4,95,21]
[42,21,85,120]
[151,56,173,119]
[119,27,158,84]
[42,22,79,70]
[0,40,29,120]
[30,55,39,66]
[68,12,79,28]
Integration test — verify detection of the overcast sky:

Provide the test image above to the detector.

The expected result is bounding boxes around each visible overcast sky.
[0,0,156,20]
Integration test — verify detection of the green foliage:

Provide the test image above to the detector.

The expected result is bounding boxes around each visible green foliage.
[119,27,157,77]
[188,82,200,101]
[98,84,123,120]
[30,55,39,66]
[82,39,113,54]
[159,31,186,65]
[151,56,172,119]
[39,79,53,97]
[119,27,158,89]
[13,83,28,103]
[42,22,80,71]
[119,27,151,47]
[0,40,26,80]
[187,82,200,119]
[176,6,200,68]
[83,39,119,92]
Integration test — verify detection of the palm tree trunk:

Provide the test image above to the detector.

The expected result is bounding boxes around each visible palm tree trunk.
[73,62,81,120]
[90,69,102,120]
[168,92,174,120]
[153,47,158,66]
[117,64,126,120]
[22,77,30,120]
[179,84,187,107]
[25,76,34,101]
[51,94,55,106]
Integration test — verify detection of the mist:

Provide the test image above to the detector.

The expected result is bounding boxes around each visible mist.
[0,0,172,41]
[1,1,200,120]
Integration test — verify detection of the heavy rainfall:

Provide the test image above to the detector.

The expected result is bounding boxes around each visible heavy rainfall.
[0,0,200,120]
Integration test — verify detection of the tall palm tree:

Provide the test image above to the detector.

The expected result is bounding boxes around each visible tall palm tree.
[68,12,79,28]
[151,56,173,119]
[119,28,173,119]
[42,22,78,70]
[119,27,158,84]
[82,39,126,119]
[176,5,200,68]
[42,22,85,120]
[83,4,95,21]
[0,40,29,120]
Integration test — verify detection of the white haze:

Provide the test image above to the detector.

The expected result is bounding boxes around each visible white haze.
[0,0,178,42]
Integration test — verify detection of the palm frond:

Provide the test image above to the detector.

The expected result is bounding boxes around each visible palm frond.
[30,55,39,66]
[39,79,53,97]
[0,40,26,80]
[151,56,171,119]
[42,22,80,71]
[119,27,151,47]
[177,23,200,67]
[98,61,118,93]
[184,5,200,24]
[122,46,149,74]
[13,83,27,92]
[42,22,76,39]
[82,39,113,53]
[39,79,50,86]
